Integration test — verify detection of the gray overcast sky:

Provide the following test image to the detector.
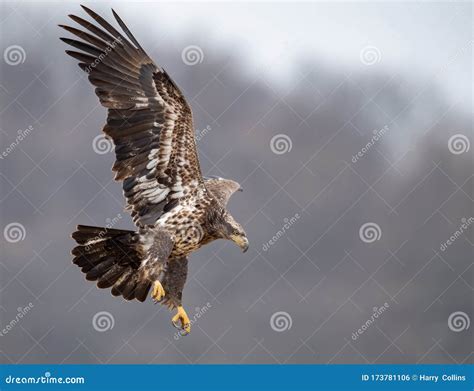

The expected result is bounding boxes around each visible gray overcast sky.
[112,1,472,106]
[16,0,472,107]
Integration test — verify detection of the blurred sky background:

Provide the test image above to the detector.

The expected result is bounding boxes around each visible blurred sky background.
[0,0,473,364]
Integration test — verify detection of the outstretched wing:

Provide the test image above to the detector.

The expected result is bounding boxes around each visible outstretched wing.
[204,177,242,206]
[60,6,204,227]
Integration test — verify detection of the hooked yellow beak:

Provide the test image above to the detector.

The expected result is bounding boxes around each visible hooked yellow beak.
[231,235,249,253]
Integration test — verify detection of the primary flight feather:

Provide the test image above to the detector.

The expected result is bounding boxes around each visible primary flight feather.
[61,5,248,335]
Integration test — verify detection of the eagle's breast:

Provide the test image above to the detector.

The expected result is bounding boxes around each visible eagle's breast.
[157,189,212,257]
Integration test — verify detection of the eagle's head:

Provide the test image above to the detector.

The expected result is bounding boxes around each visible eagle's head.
[215,211,249,253]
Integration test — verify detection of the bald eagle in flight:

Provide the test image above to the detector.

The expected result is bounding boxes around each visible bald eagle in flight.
[60,6,248,335]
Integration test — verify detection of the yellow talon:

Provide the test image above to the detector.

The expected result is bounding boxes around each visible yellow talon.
[172,306,191,335]
[151,280,165,301]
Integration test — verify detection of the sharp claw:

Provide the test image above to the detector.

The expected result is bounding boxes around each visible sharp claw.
[172,319,181,329]
[151,280,166,302]
[171,306,191,335]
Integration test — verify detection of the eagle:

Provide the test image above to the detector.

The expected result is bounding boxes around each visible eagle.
[60,6,249,335]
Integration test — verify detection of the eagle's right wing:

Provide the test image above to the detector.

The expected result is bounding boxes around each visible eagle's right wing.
[60,6,204,227]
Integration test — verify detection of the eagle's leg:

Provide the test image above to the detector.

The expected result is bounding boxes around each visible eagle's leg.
[145,230,174,302]
[172,306,191,334]
[160,257,190,334]
[151,280,166,301]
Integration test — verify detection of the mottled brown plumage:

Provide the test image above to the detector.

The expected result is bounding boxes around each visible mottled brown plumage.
[63,6,248,334]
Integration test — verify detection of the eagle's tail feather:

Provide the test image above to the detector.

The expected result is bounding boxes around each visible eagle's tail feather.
[71,225,151,302]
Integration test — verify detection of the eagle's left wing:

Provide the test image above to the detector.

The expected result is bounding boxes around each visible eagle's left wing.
[60,6,204,227]
[204,177,242,206]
